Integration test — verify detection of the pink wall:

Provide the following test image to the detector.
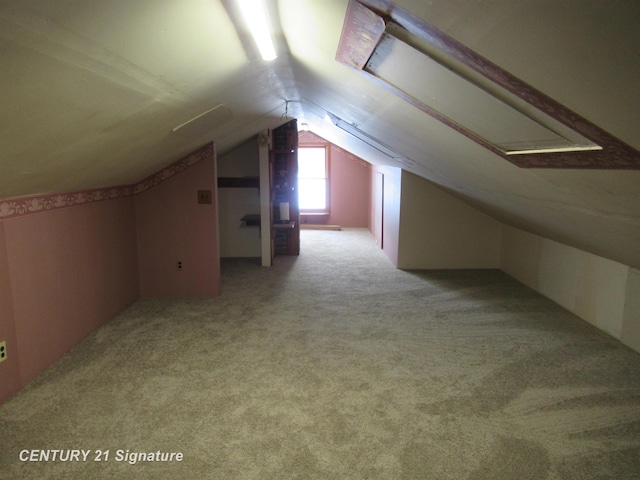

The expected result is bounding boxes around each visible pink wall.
[298,132,371,228]
[0,197,139,403]
[0,142,220,403]
[136,145,220,297]
[0,225,21,403]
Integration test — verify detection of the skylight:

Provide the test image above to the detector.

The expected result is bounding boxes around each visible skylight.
[366,32,600,156]
[336,0,640,169]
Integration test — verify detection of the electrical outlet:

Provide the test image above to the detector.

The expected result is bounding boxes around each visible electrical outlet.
[0,341,6,363]
[197,190,212,204]
[176,260,183,271]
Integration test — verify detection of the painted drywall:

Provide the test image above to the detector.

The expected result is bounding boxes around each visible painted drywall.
[397,171,501,269]
[217,139,261,258]
[501,225,640,352]
[371,165,402,267]
[299,132,371,228]
[218,188,262,258]
[0,197,139,403]
[622,268,640,352]
[136,147,220,297]
[372,171,384,247]
[0,225,21,404]
[327,143,371,227]
[0,143,221,404]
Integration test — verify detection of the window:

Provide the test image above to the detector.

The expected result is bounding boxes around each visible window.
[298,146,328,212]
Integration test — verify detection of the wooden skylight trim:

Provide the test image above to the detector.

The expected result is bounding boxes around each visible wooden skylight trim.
[336,0,640,169]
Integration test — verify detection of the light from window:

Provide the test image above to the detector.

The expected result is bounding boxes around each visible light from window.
[298,147,327,210]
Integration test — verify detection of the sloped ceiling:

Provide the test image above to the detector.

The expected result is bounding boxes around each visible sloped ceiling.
[1,0,639,268]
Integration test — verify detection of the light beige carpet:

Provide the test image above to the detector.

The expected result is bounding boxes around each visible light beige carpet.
[1,229,640,479]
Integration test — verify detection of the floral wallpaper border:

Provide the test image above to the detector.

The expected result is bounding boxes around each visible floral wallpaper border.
[0,143,214,221]
[337,0,640,169]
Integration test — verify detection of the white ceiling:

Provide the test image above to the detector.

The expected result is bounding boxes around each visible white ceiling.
[1,0,639,268]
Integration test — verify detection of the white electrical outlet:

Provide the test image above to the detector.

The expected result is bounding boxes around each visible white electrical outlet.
[0,341,6,363]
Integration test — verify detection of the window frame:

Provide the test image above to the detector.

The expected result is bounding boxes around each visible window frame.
[297,143,330,214]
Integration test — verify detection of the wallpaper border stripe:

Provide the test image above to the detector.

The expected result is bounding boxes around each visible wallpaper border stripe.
[0,143,214,221]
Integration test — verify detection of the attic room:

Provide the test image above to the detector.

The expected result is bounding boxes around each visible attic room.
[1,0,639,478]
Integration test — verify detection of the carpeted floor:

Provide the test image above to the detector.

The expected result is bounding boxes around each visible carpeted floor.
[1,229,640,479]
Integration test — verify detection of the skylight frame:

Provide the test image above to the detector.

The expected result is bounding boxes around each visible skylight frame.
[366,29,601,157]
[336,0,640,169]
